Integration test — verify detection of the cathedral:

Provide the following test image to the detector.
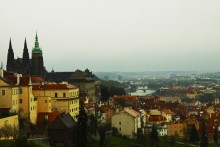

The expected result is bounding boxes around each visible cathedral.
[6,33,47,76]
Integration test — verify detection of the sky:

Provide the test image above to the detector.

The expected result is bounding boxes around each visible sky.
[0,0,220,72]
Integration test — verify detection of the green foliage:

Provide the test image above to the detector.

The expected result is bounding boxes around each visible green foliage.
[200,122,208,147]
[189,124,199,144]
[105,136,137,147]
[213,127,218,144]
[150,124,159,142]
[115,98,126,107]
[75,99,88,147]
[100,80,126,101]
[0,136,41,147]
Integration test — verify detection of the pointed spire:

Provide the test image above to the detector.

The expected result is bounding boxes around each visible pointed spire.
[35,32,39,48]
[9,38,12,49]
[24,37,27,49]
[22,38,30,69]
[7,38,15,71]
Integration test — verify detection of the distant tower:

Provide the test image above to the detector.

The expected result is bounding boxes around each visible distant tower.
[6,38,15,72]
[22,38,30,74]
[31,33,46,76]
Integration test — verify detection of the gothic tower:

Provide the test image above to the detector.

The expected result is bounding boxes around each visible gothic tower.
[31,33,46,76]
[6,38,15,72]
[22,38,30,74]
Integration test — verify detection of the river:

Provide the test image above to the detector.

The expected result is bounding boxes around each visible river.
[129,86,155,96]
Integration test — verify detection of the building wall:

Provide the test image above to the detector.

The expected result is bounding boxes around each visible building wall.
[167,122,187,138]
[0,80,19,112]
[33,88,79,118]
[161,112,172,122]
[112,111,139,138]
[37,96,52,113]
[79,82,96,100]
[19,86,37,124]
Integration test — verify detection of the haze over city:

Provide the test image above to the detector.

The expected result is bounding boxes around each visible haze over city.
[1,0,220,72]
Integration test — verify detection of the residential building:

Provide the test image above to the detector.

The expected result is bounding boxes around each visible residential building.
[161,109,173,122]
[48,113,76,146]
[32,82,79,119]
[0,69,38,124]
[45,69,100,102]
[111,107,141,138]
[167,122,187,138]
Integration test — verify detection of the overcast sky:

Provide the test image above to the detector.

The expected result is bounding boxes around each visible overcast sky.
[0,0,220,72]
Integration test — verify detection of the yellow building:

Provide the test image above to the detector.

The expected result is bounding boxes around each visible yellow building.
[111,107,141,138]
[32,82,79,119]
[0,69,38,124]
[18,77,37,124]
[167,122,187,138]
[0,68,20,114]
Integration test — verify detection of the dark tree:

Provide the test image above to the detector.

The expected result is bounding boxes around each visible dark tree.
[100,84,109,101]
[115,98,126,107]
[75,100,88,147]
[189,124,199,144]
[150,124,159,142]
[213,127,218,144]
[200,122,208,147]
[88,114,97,136]
[98,125,106,147]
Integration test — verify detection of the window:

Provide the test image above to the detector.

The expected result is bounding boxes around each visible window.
[45,100,47,103]
[19,88,22,94]
[63,93,66,97]
[2,90,6,96]
[20,99,23,103]
[55,93,58,97]
[119,122,121,125]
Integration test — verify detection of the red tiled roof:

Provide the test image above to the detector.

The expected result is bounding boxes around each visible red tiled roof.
[124,107,139,117]
[162,109,173,114]
[5,76,43,86]
[148,115,166,122]
[113,96,138,101]
[37,111,60,123]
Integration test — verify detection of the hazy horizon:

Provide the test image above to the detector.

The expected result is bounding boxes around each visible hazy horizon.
[1,0,220,72]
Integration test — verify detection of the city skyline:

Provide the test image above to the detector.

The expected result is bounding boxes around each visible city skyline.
[1,0,220,72]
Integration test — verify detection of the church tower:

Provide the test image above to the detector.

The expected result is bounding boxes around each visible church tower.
[31,33,46,76]
[6,38,15,72]
[22,38,30,74]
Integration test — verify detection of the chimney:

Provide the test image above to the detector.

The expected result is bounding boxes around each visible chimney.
[16,74,20,85]
[28,76,32,86]
[0,68,3,78]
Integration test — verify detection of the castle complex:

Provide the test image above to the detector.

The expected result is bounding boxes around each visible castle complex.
[6,33,47,76]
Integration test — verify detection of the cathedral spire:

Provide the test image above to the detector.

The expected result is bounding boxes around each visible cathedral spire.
[9,38,12,49]
[24,37,27,48]
[35,32,39,48]
[22,38,30,69]
[32,32,42,53]
[7,38,15,71]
